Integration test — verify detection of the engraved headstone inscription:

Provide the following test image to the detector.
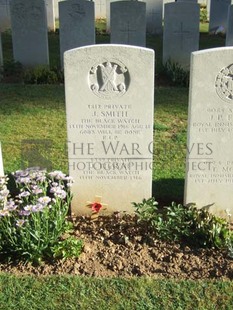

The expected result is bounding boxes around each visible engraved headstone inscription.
[226,5,233,46]
[65,45,154,214]
[184,47,233,219]
[209,0,231,33]
[59,0,95,68]
[10,0,49,66]
[163,2,200,69]
[110,1,146,47]
[0,0,11,31]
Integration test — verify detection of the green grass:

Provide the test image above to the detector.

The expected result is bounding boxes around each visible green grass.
[0,84,67,173]
[0,85,188,204]
[0,21,231,306]
[0,275,232,309]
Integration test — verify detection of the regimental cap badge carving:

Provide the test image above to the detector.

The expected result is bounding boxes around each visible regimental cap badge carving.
[89,60,130,99]
[215,64,233,103]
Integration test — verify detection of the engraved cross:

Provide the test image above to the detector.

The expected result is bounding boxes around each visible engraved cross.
[173,22,192,49]
[120,22,137,44]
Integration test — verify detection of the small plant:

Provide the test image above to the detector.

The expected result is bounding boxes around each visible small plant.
[52,236,83,260]
[162,60,189,87]
[23,65,63,84]
[0,168,82,263]
[132,198,159,223]
[200,6,208,23]
[3,60,24,81]
[133,198,232,249]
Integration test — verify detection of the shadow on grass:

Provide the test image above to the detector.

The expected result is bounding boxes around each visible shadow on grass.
[152,178,184,206]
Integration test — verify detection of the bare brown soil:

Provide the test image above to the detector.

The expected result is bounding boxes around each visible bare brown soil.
[0,213,232,279]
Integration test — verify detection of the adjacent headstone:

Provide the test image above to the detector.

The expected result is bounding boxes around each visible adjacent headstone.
[45,0,55,31]
[163,2,200,69]
[59,0,95,68]
[65,44,154,214]
[10,0,49,67]
[0,33,3,67]
[177,0,197,2]
[163,0,174,18]
[0,0,11,31]
[209,0,231,33]
[110,1,146,47]
[226,5,233,46]
[0,142,4,176]
[95,0,107,19]
[184,47,233,219]
[108,0,163,35]
[106,0,116,33]
[146,0,163,35]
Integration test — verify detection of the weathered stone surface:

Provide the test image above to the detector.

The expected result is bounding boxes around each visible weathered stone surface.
[59,0,95,68]
[95,0,107,19]
[110,1,146,47]
[226,5,233,46]
[45,0,55,31]
[184,47,233,219]
[10,0,49,67]
[0,0,11,31]
[65,45,154,214]
[146,0,163,35]
[163,2,200,69]
[209,0,231,33]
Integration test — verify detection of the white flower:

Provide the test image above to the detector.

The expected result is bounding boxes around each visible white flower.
[225,209,232,218]
[4,200,17,211]
[31,186,43,195]
[19,191,30,198]
[32,204,45,212]
[24,205,34,212]
[37,196,51,206]
[16,219,26,227]
[48,171,66,180]
[0,209,10,217]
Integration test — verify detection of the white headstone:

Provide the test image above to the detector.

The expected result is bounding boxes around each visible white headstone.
[0,33,3,67]
[226,5,233,46]
[184,47,233,219]
[0,0,11,31]
[95,0,107,19]
[0,142,4,176]
[59,0,95,68]
[146,0,163,35]
[10,0,49,67]
[209,0,231,33]
[45,0,55,31]
[110,1,146,47]
[163,2,200,70]
[65,44,154,215]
